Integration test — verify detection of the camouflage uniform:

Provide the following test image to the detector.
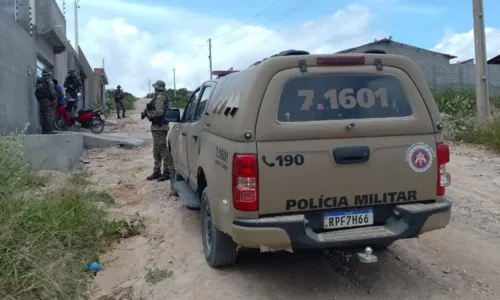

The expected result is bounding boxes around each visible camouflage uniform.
[39,69,57,134]
[146,80,173,181]
[115,85,126,119]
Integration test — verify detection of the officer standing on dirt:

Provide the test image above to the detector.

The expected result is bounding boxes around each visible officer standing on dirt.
[35,68,58,134]
[114,85,126,119]
[144,80,172,181]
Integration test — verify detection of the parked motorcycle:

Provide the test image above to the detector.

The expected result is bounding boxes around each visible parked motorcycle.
[54,96,106,134]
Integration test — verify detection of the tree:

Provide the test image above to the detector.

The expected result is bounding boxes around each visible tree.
[145,88,193,109]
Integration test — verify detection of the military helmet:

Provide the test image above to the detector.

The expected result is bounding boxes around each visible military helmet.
[117,85,121,89]
[42,68,52,76]
[153,80,166,91]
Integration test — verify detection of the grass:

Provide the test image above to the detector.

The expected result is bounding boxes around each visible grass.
[145,268,173,285]
[433,87,500,152]
[0,133,143,300]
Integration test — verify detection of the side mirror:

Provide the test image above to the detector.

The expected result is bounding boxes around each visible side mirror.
[165,109,181,123]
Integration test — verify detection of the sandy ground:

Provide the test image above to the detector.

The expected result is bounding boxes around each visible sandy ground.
[87,99,500,300]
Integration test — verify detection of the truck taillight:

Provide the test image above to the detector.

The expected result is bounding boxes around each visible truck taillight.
[232,154,258,211]
[436,143,451,196]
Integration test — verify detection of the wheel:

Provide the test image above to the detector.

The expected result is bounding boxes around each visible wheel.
[90,116,105,134]
[200,187,238,268]
[54,116,69,131]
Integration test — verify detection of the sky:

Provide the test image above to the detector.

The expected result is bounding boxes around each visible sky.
[55,0,500,97]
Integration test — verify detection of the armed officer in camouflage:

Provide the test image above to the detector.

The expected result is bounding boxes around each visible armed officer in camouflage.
[35,68,58,134]
[143,80,172,181]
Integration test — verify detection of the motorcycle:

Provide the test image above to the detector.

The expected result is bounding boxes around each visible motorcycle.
[54,94,106,134]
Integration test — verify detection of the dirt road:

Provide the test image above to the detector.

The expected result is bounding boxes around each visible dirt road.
[88,99,500,300]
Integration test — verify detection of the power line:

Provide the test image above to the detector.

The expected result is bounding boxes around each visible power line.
[189,44,206,60]
[211,0,279,40]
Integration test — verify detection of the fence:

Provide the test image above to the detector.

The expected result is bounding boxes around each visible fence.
[417,63,500,97]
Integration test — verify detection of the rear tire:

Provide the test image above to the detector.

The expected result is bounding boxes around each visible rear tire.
[200,187,238,268]
[90,116,105,134]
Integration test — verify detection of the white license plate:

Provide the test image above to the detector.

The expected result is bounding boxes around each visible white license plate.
[324,208,374,229]
[100,114,105,120]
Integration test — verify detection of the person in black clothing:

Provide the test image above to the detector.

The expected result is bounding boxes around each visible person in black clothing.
[63,69,82,100]
[114,85,126,119]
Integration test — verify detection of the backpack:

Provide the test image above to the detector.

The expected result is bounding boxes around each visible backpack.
[35,77,51,101]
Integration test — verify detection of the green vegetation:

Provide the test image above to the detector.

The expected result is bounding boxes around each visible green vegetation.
[434,87,500,151]
[145,268,173,285]
[145,88,193,109]
[0,133,143,299]
[104,89,137,116]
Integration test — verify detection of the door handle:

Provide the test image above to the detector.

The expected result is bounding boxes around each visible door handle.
[332,146,370,165]
[193,135,198,142]
[181,132,186,136]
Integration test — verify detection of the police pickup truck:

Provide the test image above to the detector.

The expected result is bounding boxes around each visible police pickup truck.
[165,49,452,268]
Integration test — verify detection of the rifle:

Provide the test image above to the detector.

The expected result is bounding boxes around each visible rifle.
[141,102,154,120]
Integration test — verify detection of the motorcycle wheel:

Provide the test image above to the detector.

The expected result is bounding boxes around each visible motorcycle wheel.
[54,116,69,131]
[90,116,105,134]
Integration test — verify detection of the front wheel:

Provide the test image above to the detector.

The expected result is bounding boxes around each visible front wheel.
[200,187,238,268]
[54,116,69,131]
[90,116,105,134]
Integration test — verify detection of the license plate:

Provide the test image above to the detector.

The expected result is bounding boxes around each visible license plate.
[323,208,373,229]
[100,114,105,120]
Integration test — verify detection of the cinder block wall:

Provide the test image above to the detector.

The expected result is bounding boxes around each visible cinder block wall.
[0,9,38,133]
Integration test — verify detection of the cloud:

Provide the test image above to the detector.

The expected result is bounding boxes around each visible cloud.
[362,0,444,17]
[433,27,500,62]
[58,0,386,96]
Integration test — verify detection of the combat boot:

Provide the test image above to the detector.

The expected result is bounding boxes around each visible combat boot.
[147,172,161,181]
[157,171,170,182]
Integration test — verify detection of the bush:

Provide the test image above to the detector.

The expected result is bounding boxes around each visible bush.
[434,87,500,152]
[0,133,140,299]
[104,90,136,116]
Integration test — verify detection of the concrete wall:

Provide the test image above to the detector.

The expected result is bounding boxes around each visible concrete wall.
[23,133,83,172]
[418,64,500,97]
[36,35,55,67]
[55,50,68,85]
[0,9,38,133]
[343,43,500,97]
[79,47,94,109]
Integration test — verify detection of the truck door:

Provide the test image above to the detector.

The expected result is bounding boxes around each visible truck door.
[174,88,200,179]
[186,83,215,190]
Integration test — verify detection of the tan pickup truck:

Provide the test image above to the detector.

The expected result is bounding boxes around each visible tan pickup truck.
[166,49,452,268]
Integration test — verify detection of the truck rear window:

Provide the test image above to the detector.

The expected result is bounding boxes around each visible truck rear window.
[277,74,412,122]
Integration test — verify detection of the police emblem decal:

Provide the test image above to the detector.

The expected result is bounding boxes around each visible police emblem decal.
[406,143,434,172]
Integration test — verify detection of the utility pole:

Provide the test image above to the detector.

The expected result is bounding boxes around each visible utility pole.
[173,68,176,97]
[208,38,213,79]
[74,0,79,55]
[473,0,490,123]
